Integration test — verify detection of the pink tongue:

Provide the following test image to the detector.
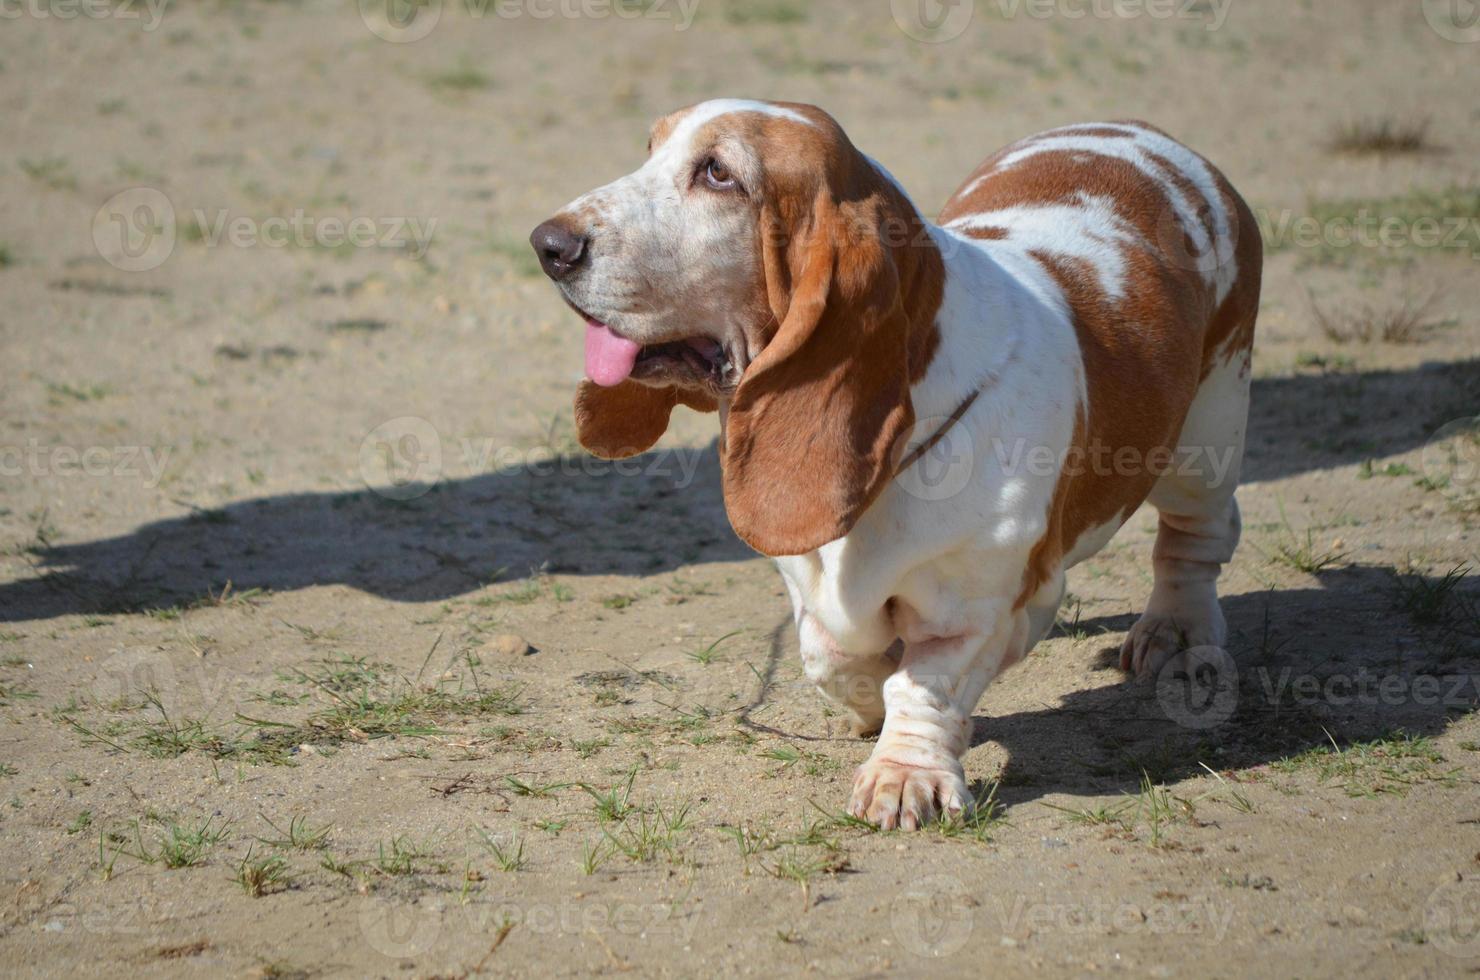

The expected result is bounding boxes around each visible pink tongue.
[584,320,641,387]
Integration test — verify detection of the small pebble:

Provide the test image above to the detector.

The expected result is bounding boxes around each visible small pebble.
[487,634,532,657]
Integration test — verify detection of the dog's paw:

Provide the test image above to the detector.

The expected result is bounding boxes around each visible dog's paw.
[1119,612,1224,679]
[848,757,969,831]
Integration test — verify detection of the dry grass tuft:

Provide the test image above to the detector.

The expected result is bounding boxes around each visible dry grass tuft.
[1329,117,1435,157]
[1309,290,1443,345]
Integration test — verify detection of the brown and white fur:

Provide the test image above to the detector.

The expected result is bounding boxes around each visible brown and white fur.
[529,99,1261,830]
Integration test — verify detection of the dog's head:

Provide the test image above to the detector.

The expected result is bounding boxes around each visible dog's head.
[529,99,942,555]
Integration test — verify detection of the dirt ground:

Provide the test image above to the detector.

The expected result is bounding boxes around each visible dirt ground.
[2,0,1479,976]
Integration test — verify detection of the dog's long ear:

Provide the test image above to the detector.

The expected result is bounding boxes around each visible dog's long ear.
[721,151,941,556]
[575,381,717,460]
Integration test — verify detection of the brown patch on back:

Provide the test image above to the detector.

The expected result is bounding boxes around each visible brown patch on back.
[938,124,1260,607]
[943,148,1215,258]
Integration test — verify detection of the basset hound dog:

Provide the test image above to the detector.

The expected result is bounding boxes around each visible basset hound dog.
[529,99,1260,830]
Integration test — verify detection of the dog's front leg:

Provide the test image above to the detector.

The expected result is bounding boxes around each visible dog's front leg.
[848,602,1028,830]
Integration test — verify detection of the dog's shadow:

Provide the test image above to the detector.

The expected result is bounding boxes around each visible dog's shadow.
[973,565,1480,808]
[3,358,1476,623]
[0,444,751,622]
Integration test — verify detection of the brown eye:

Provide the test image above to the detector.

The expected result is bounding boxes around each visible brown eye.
[703,157,735,190]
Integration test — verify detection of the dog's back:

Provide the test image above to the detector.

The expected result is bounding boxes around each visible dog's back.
[938,121,1261,613]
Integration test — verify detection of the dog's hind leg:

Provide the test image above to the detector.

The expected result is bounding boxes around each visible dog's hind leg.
[1121,350,1250,678]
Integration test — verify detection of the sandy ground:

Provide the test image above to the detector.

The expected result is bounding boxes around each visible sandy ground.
[2,0,1479,976]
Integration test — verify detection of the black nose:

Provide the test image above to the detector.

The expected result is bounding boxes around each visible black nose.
[529,220,586,281]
